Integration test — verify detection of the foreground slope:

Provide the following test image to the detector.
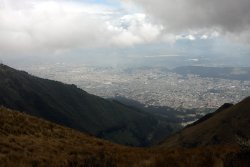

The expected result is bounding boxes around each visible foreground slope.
[0,107,247,167]
[160,97,250,149]
[0,64,177,146]
[0,107,144,166]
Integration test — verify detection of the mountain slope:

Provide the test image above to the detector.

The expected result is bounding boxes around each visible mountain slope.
[160,97,250,149]
[0,106,146,166]
[0,64,177,146]
[0,107,241,167]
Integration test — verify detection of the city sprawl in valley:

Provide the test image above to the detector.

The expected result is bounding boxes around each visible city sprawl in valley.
[24,64,250,110]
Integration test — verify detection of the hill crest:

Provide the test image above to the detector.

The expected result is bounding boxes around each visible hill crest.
[160,96,250,148]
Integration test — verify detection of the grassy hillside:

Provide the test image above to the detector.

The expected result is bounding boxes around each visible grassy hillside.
[0,107,245,167]
[0,64,178,146]
[160,97,250,149]
[0,106,143,166]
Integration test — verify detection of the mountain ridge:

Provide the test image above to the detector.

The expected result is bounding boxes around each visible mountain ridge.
[0,64,177,146]
[0,106,247,167]
[159,96,250,149]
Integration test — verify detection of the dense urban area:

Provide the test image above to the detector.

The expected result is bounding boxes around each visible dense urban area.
[22,64,250,111]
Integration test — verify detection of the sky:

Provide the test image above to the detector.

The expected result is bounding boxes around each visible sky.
[0,0,250,67]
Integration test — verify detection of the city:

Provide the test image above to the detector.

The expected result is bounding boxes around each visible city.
[23,63,250,110]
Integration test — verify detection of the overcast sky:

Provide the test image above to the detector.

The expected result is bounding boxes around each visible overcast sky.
[0,0,250,66]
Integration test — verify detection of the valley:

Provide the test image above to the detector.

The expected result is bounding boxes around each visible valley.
[0,64,179,147]
[0,97,250,167]
[1,0,250,166]
[0,64,250,166]
[23,64,250,109]
[20,63,250,126]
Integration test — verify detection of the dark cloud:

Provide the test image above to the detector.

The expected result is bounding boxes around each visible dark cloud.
[132,0,250,41]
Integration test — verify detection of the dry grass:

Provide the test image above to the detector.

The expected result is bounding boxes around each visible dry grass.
[0,107,244,167]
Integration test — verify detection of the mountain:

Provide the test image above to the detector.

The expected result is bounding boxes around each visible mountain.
[159,97,250,149]
[0,106,244,167]
[0,64,178,146]
[0,106,146,166]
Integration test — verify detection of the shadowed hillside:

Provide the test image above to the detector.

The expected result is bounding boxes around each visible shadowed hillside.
[0,64,178,146]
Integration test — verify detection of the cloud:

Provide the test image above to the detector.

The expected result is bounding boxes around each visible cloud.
[0,0,109,53]
[129,0,250,42]
[0,0,163,55]
[109,13,163,46]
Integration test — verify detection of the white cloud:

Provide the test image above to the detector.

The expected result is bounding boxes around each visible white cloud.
[0,0,164,55]
[201,35,208,40]
[176,34,196,41]
[110,13,163,46]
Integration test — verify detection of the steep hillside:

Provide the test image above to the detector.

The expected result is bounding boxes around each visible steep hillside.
[0,64,177,146]
[0,106,146,166]
[0,107,242,167]
[160,97,250,149]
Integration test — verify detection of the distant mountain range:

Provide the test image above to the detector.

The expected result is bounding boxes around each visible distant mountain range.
[173,66,250,80]
[0,64,178,146]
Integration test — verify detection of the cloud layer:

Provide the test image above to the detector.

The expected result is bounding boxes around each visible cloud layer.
[0,0,162,54]
[1,0,249,58]
[131,0,250,42]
